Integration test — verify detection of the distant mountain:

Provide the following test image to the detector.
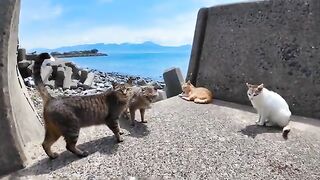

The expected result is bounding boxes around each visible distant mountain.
[30,41,192,54]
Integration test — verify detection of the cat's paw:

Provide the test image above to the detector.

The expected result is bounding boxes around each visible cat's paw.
[181,96,190,101]
[265,122,274,127]
[117,137,124,143]
[256,121,264,126]
[49,153,59,159]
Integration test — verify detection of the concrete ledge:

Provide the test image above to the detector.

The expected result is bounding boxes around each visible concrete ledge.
[187,0,320,119]
[0,0,43,176]
[7,97,320,179]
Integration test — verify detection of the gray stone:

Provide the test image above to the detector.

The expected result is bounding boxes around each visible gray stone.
[163,67,184,98]
[70,80,79,89]
[17,48,26,62]
[40,66,53,84]
[187,0,320,119]
[154,89,167,102]
[150,81,162,89]
[18,60,31,69]
[65,62,80,80]
[79,70,88,83]
[83,72,95,89]
[62,66,72,89]
[18,60,32,78]
[137,79,147,86]
[55,67,65,88]
[23,77,34,87]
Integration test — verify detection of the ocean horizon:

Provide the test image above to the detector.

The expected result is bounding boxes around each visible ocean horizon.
[68,52,191,81]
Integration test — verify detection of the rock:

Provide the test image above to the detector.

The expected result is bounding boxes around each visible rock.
[63,66,73,89]
[163,67,184,98]
[24,77,35,87]
[18,59,31,69]
[137,79,147,86]
[45,80,55,89]
[17,48,26,62]
[79,70,88,83]
[70,80,79,89]
[40,66,53,84]
[83,72,95,89]
[96,83,105,88]
[55,67,65,88]
[65,62,80,80]
[18,60,33,78]
[150,81,162,89]
[82,89,97,95]
[154,89,167,102]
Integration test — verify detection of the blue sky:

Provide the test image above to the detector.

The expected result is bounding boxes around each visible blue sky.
[19,0,251,49]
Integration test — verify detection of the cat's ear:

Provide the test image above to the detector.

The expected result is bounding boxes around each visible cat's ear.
[127,77,133,86]
[246,82,251,88]
[257,84,264,91]
[111,81,118,89]
[186,80,191,85]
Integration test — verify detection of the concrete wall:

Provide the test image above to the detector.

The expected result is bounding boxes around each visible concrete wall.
[0,0,43,176]
[187,0,320,119]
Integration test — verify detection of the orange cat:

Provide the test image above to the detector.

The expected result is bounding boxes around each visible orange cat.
[180,81,213,104]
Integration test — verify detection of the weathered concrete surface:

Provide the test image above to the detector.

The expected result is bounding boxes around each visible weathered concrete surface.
[163,67,184,98]
[7,97,320,179]
[187,0,320,119]
[0,0,43,176]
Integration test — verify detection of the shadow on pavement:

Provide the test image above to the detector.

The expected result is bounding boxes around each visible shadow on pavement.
[239,124,282,138]
[12,136,118,177]
[119,117,150,138]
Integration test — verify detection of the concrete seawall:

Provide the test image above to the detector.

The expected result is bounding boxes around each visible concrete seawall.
[187,0,320,119]
[0,0,43,176]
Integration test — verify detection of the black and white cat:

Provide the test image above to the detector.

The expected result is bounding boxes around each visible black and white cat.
[246,83,291,138]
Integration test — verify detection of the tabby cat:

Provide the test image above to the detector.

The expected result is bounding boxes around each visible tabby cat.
[34,53,128,159]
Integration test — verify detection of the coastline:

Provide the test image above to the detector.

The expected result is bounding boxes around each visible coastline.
[22,58,165,120]
[52,53,108,58]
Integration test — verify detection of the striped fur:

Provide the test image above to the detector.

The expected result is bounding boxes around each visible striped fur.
[33,53,128,159]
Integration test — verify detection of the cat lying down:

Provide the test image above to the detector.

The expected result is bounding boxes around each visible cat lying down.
[179,80,213,104]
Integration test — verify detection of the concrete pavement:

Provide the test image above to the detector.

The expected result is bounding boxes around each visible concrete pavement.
[6,97,320,179]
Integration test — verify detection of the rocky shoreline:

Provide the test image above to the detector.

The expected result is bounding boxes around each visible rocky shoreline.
[20,57,167,120]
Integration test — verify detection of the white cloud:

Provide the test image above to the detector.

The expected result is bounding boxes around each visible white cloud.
[21,11,198,49]
[20,0,62,22]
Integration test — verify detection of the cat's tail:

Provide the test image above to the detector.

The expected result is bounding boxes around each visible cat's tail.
[194,98,212,104]
[280,109,291,140]
[33,53,53,103]
[282,124,291,140]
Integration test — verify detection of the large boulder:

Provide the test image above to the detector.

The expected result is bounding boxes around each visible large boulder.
[83,72,95,89]
[163,67,184,98]
[62,66,73,89]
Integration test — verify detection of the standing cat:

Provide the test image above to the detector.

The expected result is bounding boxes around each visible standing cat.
[127,86,158,125]
[34,53,128,159]
[246,83,291,139]
[180,80,213,104]
[113,82,158,126]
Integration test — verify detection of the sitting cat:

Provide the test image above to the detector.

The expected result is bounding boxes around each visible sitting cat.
[180,80,213,104]
[34,53,128,159]
[246,83,291,139]
[113,82,158,126]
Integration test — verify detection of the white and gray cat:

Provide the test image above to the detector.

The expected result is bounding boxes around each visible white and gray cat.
[246,83,291,139]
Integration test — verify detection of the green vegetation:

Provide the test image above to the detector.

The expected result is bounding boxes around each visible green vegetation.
[50,49,107,58]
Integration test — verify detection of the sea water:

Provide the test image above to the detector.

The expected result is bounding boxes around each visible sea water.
[69,52,190,81]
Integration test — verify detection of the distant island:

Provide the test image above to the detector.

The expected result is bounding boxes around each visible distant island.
[50,49,107,58]
[31,41,192,54]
